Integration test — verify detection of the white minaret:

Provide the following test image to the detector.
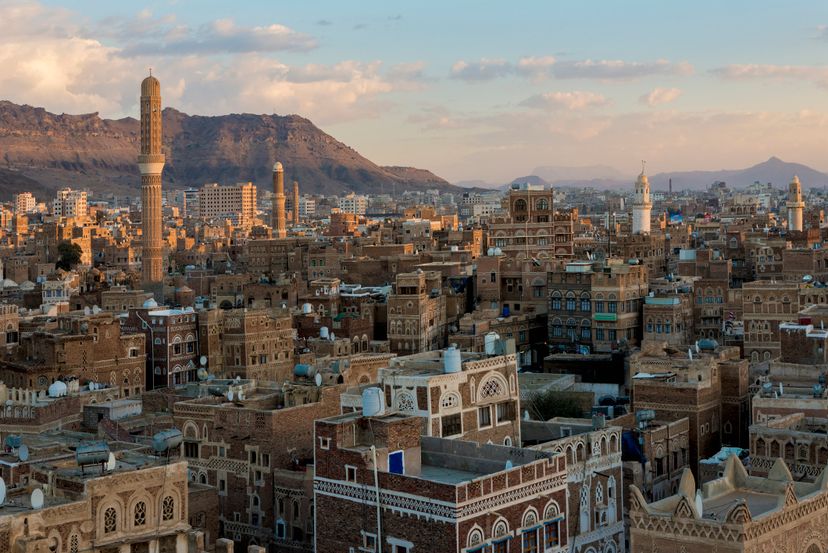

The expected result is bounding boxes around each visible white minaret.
[632,162,652,235]
[786,175,804,232]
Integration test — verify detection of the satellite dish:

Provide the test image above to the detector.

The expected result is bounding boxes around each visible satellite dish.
[199,355,207,366]
[226,390,234,401]
[314,373,323,387]
[30,488,44,509]
[0,477,6,505]
[106,452,116,471]
[18,444,29,462]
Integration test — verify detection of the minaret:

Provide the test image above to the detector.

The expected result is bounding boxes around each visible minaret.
[272,162,286,238]
[786,175,804,232]
[138,73,165,299]
[632,162,652,235]
[292,180,300,225]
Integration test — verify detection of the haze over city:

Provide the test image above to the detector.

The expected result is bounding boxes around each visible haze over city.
[5,0,828,182]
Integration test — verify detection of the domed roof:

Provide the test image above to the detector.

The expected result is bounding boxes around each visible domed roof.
[1,278,17,288]
[142,298,159,309]
[19,280,35,290]
[48,380,68,398]
[141,75,161,97]
[273,161,284,172]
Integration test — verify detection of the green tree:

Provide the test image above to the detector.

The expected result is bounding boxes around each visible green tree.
[56,241,83,270]
[526,390,584,421]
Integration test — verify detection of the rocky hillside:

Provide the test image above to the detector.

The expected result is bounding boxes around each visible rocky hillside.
[0,101,451,200]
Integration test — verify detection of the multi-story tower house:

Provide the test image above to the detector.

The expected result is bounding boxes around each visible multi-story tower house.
[139,74,165,299]
[387,270,446,355]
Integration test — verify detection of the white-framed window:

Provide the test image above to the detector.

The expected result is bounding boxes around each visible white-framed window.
[319,437,331,450]
[345,465,357,482]
[360,532,377,552]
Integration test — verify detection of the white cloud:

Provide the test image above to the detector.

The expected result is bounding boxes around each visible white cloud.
[520,91,609,111]
[711,64,828,87]
[450,59,512,81]
[553,59,693,80]
[640,87,682,107]
[514,56,557,80]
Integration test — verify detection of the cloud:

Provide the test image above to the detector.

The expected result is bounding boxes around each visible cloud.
[450,59,513,81]
[450,56,692,82]
[387,61,428,83]
[553,59,693,80]
[711,64,828,87]
[520,91,609,111]
[121,18,317,56]
[640,87,682,106]
[317,19,333,26]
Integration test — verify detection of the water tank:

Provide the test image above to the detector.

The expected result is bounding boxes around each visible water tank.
[76,442,110,466]
[294,364,314,378]
[48,380,68,398]
[487,247,496,256]
[152,429,184,453]
[484,332,499,355]
[494,247,503,256]
[302,303,313,314]
[698,339,718,351]
[444,346,462,374]
[320,326,330,339]
[4,435,21,449]
[362,387,385,417]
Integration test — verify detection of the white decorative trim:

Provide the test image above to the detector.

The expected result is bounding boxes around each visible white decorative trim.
[138,162,165,174]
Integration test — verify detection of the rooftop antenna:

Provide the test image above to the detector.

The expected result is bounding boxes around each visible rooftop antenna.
[148,67,152,77]
[641,159,646,174]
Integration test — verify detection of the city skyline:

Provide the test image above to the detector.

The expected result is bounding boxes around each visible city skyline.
[5,0,828,183]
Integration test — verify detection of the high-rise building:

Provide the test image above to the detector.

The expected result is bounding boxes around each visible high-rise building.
[197,183,257,227]
[632,168,652,234]
[272,162,286,238]
[14,192,36,215]
[338,192,368,215]
[787,175,805,232]
[138,73,165,297]
[52,188,88,218]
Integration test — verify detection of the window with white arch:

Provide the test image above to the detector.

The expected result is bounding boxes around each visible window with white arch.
[395,392,415,412]
[479,376,506,401]
[440,392,460,410]
[467,527,484,549]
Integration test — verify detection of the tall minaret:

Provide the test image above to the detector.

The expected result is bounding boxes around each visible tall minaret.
[272,162,286,238]
[138,73,165,298]
[292,180,300,225]
[632,162,652,235]
[787,175,804,232]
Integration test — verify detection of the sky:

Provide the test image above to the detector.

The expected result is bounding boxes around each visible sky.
[4,0,828,183]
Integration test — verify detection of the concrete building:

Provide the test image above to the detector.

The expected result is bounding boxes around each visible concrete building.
[198,183,257,228]
[314,409,569,553]
[14,192,36,215]
[139,74,165,298]
[52,188,88,218]
[337,193,368,215]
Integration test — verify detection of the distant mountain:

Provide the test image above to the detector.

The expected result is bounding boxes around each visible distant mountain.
[510,175,549,186]
[531,164,627,182]
[453,179,501,189]
[649,157,828,191]
[0,100,453,200]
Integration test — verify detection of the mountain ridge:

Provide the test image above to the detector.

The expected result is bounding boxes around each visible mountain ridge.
[0,100,453,200]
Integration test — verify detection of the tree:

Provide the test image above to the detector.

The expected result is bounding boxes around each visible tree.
[526,390,584,421]
[56,241,83,270]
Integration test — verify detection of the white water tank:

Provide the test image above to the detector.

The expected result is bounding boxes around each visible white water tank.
[302,303,313,314]
[444,346,462,374]
[48,380,67,398]
[320,326,329,339]
[362,387,385,417]
[487,247,496,256]
[484,332,500,355]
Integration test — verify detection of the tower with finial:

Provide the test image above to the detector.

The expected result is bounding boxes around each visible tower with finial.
[632,160,652,235]
[786,175,805,232]
[138,70,165,299]
[272,162,286,238]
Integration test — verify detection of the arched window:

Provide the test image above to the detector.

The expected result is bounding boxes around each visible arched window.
[134,501,146,527]
[69,535,79,553]
[493,520,508,538]
[607,476,617,523]
[440,392,460,410]
[514,199,527,212]
[522,509,538,528]
[104,507,117,534]
[479,376,507,400]
[395,392,415,412]
[467,527,484,548]
[579,484,590,533]
[536,198,549,211]
[162,496,175,521]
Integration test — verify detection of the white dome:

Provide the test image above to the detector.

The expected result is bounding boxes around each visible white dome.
[19,280,35,290]
[1,279,17,288]
[48,380,68,398]
[273,161,284,172]
[142,298,159,309]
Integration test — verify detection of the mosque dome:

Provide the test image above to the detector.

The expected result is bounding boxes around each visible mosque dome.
[141,75,161,97]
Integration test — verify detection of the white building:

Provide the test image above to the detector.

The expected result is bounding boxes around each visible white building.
[338,193,368,215]
[53,188,88,218]
[299,196,316,219]
[198,182,257,227]
[13,192,36,215]
[632,170,652,235]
